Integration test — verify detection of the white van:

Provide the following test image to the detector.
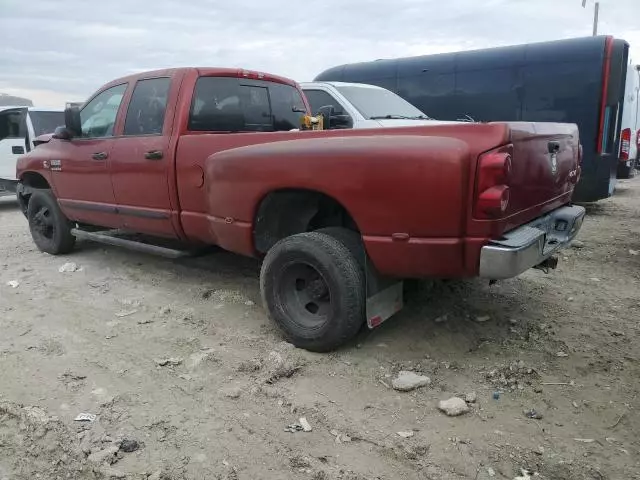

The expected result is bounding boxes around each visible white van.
[0,106,64,193]
[300,82,458,129]
[618,65,640,178]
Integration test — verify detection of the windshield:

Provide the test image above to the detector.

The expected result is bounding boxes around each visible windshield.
[30,111,64,136]
[335,85,430,120]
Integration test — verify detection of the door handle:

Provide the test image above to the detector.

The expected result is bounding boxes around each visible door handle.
[92,152,108,160]
[547,141,561,154]
[144,150,163,160]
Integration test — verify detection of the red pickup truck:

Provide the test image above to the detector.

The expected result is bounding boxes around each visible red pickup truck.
[16,67,585,351]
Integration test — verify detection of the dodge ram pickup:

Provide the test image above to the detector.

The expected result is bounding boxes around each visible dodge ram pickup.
[16,67,586,351]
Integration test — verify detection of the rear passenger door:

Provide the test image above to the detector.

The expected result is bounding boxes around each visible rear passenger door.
[109,75,178,237]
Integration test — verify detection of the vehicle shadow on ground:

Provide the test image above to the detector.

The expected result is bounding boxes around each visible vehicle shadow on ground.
[350,276,549,357]
[70,238,551,356]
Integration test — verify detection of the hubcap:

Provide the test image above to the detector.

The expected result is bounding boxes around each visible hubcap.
[278,263,332,328]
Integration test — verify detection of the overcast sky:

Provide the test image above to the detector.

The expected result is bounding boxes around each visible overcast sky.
[1,0,638,107]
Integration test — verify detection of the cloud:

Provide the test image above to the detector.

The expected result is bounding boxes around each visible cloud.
[1,0,638,107]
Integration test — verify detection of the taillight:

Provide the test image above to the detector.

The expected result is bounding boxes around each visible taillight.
[620,128,631,161]
[474,148,512,219]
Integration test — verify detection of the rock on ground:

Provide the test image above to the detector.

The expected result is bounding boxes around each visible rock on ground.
[391,371,431,392]
[438,397,470,416]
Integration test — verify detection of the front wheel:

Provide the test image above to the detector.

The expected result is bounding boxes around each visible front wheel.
[27,190,76,255]
[260,232,365,352]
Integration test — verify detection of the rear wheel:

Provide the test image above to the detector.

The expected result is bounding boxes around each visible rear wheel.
[260,232,365,352]
[27,190,76,255]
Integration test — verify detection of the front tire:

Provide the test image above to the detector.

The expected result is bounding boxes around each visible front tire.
[260,232,365,352]
[27,190,76,255]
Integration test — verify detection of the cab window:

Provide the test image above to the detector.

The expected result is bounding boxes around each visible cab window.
[124,78,171,136]
[189,77,305,132]
[79,84,127,138]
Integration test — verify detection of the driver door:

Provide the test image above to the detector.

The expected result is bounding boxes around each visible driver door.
[51,83,128,228]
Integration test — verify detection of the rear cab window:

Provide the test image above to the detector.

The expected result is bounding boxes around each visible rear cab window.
[188,77,307,132]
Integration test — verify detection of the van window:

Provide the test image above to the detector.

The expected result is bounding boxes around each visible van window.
[0,109,26,141]
[189,77,305,132]
[124,78,171,136]
[29,111,64,137]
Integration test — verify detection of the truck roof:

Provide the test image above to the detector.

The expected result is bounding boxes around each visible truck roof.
[103,67,299,90]
[0,106,63,113]
[300,81,387,90]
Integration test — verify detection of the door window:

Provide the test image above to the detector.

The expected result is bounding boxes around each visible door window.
[303,89,344,115]
[79,84,127,138]
[123,78,171,136]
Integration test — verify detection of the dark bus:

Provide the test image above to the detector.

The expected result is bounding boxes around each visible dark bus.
[315,36,630,202]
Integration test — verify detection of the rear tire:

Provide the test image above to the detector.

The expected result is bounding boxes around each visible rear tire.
[27,190,76,255]
[260,232,365,352]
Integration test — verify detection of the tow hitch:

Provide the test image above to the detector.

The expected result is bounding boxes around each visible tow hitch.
[534,256,559,274]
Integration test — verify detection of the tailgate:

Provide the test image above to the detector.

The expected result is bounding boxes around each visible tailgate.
[504,122,579,221]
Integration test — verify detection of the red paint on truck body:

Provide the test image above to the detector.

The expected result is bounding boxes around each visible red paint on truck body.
[17,67,580,279]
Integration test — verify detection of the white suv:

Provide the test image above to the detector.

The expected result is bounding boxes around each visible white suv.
[300,81,457,129]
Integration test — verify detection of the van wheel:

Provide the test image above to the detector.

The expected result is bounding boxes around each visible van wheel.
[27,190,76,255]
[260,232,365,352]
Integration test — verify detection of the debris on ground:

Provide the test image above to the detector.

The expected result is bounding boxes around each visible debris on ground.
[223,387,243,399]
[438,397,470,416]
[397,431,414,438]
[58,262,81,273]
[486,361,539,391]
[475,315,491,323]
[571,240,585,249]
[465,392,477,403]
[6,280,19,288]
[119,438,140,453]
[187,348,215,370]
[524,409,544,420]
[264,348,303,384]
[237,359,262,372]
[556,351,569,357]
[574,438,596,443]
[391,371,431,392]
[330,429,352,444]
[87,445,119,465]
[74,412,97,422]
[513,469,537,480]
[115,309,138,318]
[299,417,312,432]
[155,357,183,367]
[629,249,638,256]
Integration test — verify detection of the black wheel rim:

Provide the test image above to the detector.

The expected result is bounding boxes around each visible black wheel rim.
[277,262,333,329]
[32,206,55,240]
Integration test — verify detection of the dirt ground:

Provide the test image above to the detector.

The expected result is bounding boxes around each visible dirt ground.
[1,179,639,480]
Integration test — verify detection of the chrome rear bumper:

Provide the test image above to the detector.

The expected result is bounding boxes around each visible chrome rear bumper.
[479,205,586,280]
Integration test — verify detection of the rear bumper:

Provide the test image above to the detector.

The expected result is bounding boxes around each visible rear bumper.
[479,205,586,280]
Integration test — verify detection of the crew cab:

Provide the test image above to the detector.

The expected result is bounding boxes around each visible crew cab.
[16,67,585,351]
[300,81,439,129]
[0,106,64,194]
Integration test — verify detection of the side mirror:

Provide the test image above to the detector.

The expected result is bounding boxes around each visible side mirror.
[64,106,82,138]
[316,105,352,130]
[52,126,73,141]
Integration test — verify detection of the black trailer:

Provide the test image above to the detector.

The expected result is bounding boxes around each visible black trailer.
[315,36,630,202]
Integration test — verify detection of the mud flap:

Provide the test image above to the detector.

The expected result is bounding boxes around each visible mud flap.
[366,281,403,329]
